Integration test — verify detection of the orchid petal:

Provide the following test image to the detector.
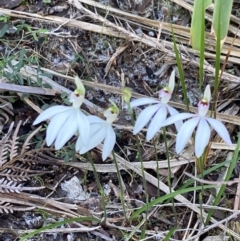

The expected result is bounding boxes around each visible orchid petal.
[146,105,167,141]
[163,113,196,127]
[88,115,104,124]
[75,135,84,152]
[206,118,232,146]
[46,110,71,146]
[130,98,160,108]
[195,118,211,157]
[33,106,70,125]
[54,110,78,150]
[133,104,162,134]
[176,117,200,154]
[79,123,107,154]
[102,125,116,161]
[204,84,211,102]
[168,70,175,92]
[166,105,183,131]
[77,110,90,146]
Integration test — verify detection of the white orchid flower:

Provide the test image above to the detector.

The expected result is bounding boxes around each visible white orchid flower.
[33,77,90,150]
[163,85,232,157]
[76,101,118,161]
[130,70,182,141]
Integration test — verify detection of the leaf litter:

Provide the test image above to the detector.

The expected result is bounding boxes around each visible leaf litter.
[0,0,240,240]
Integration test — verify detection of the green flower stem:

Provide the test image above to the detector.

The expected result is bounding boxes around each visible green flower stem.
[87,152,107,222]
[153,139,160,197]
[126,101,149,237]
[163,128,177,221]
[112,151,127,220]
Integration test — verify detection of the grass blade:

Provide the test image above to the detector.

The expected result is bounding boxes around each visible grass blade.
[19,216,100,241]
[130,184,216,221]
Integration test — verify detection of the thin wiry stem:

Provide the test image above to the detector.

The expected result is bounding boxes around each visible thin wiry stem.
[112,151,127,220]
[153,139,160,197]
[163,128,177,222]
[87,152,107,222]
[126,101,149,238]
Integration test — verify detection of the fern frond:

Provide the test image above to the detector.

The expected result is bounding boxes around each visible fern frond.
[0,178,23,193]
[9,121,21,161]
[0,201,14,214]
[21,125,42,154]
[1,168,29,181]
[0,122,14,167]
[0,201,34,213]
[0,97,13,124]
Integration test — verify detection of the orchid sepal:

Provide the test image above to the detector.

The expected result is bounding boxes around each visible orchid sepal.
[195,118,211,158]
[206,118,232,146]
[33,106,70,125]
[76,115,117,161]
[162,113,196,127]
[133,103,162,135]
[176,117,200,155]
[74,76,85,96]
[168,69,175,92]
[122,87,132,103]
[203,84,211,102]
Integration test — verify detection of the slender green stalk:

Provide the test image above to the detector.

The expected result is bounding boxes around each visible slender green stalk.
[199,0,205,90]
[112,151,127,219]
[171,27,189,111]
[126,101,148,237]
[163,227,177,241]
[127,102,134,124]
[136,141,148,239]
[163,128,177,221]
[212,3,222,116]
[127,102,149,203]
[206,1,235,224]
[169,0,188,110]
[198,188,205,225]
[153,139,160,197]
[87,152,107,222]
[198,155,205,225]
[127,102,148,204]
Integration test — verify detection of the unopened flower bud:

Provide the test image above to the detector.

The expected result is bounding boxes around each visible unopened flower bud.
[74,76,85,96]
[122,87,132,103]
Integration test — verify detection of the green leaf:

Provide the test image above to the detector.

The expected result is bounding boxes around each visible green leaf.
[130,184,217,221]
[212,0,233,44]
[190,0,212,50]
[19,216,100,241]
[17,74,24,85]
[171,28,189,111]
[163,227,177,241]
[0,24,9,38]
[179,159,232,190]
